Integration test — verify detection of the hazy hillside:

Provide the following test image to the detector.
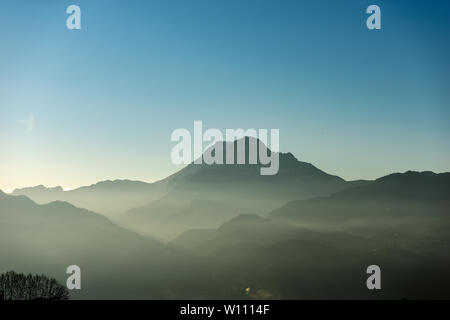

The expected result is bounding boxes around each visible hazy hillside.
[171,213,450,299]
[268,171,450,260]
[167,171,450,299]
[0,191,215,299]
[172,214,308,254]
[117,138,367,240]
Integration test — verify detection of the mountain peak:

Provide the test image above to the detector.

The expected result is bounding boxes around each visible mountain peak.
[375,170,447,183]
[201,136,277,166]
[12,185,63,194]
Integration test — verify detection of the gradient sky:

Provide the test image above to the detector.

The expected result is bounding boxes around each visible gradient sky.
[1,0,449,191]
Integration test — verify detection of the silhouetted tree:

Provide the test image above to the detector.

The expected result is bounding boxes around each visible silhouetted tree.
[0,271,69,300]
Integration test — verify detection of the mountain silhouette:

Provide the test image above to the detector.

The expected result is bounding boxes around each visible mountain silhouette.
[10,137,369,240]
[270,170,450,222]
[11,179,166,217]
[3,140,450,299]
[116,137,368,240]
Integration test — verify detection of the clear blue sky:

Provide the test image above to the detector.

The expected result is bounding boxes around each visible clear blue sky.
[1,0,449,191]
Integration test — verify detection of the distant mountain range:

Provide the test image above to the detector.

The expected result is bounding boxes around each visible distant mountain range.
[11,138,369,240]
[270,170,450,222]
[11,180,164,217]
[2,137,450,299]
[10,139,449,242]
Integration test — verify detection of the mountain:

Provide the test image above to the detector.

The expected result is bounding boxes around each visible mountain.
[171,214,319,254]
[117,138,368,240]
[167,171,450,298]
[270,171,450,222]
[0,191,214,299]
[3,153,450,298]
[268,171,450,260]
[11,179,167,217]
[170,213,450,299]
[10,137,368,240]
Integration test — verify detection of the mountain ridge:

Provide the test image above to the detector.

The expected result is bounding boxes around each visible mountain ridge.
[269,170,450,223]
[117,143,370,240]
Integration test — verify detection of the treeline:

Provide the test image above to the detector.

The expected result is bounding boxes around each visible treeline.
[0,271,69,300]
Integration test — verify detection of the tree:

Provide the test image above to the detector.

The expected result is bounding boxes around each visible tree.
[0,271,69,300]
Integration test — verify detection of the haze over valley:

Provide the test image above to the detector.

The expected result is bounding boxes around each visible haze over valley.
[3,139,450,299]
